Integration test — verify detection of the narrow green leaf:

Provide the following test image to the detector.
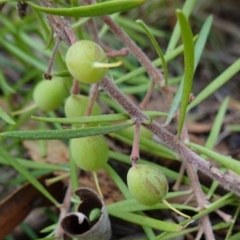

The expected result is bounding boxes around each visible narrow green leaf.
[165,15,213,126]
[0,156,69,171]
[105,164,131,199]
[228,124,240,132]
[156,222,230,240]
[205,97,229,150]
[187,58,240,111]
[0,39,47,72]
[28,0,146,17]
[0,107,15,124]
[202,95,228,202]
[0,69,15,94]
[69,151,80,211]
[136,19,168,85]
[32,111,167,125]
[176,10,194,137]
[0,123,132,140]
[116,16,165,38]
[166,0,197,53]
[107,198,196,213]
[164,80,183,126]
[0,146,60,206]
[228,232,240,240]
[186,142,240,175]
[107,209,182,232]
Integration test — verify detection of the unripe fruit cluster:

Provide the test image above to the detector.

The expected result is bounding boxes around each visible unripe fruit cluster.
[66,40,108,84]
[33,77,67,111]
[127,164,168,206]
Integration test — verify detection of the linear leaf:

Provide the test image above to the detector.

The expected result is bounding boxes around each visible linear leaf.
[228,124,240,132]
[0,69,15,94]
[165,15,213,126]
[107,209,182,232]
[187,58,240,111]
[136,19,168,85]
[0,107,15,125]
[205,97,229,150]
[166,0,197,53]
[28,0,146,17]
[0,146,60,206]
[0,123,132,140]
[186,142,240,175]
[0,156,69,171]
[32,111,167,124]
[176,10,194,137]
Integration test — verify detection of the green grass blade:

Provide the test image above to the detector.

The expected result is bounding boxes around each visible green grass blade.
[193,16,213,70]
[32,111,167,125]
[205,97,229,150]
[164,80,183,126]
[203,97,229,198]
[228,232,240,240]
[176,10,194,138]
[0,123,132,140]
[136,19,168,85]
[0,107,15,125]
[0,69,15,94]
[228,124,240,132]
[0,156,69,171]
[105,164,131,199]
[186,142,240,175]
[107,210,182,232]
[188,58,240,111]
[165,15,213,126]
[0,146,60,206]
[0,39,47,71]
[28,0,146,17]
[107,198,196,213]
[166,0,197,53]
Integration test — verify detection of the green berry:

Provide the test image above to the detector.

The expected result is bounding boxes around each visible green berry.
[70,135,109,171]
[125,125,153,139]
[127,164,168,206]
[66,40,108,84]
[64,94,101,127]
[33,78,67,111]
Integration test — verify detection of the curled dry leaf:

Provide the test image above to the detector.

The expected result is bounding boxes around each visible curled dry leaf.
[61,187,111,240]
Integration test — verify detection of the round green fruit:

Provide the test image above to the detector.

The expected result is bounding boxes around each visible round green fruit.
[70,135,109,171]
[127,164,168,206]
[33,78,67,111]
[125,125,153,139]
[66,40,108,84]
[64,94,101,127]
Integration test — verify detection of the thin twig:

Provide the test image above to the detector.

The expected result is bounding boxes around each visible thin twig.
[100,77,240,195]
[100,16,165,87]
[130,121,141,165]
[139,81,155,110]
[181,126,215,240]
[84,82,100,116]
[106,48,129,58]
[44,37,61,80]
